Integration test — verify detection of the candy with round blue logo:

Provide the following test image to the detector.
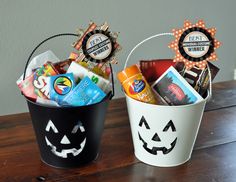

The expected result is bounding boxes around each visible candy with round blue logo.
[49,73,75,104]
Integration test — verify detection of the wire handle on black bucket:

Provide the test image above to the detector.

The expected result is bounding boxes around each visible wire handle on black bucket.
[23,33,115,99]
[124,32,212,101]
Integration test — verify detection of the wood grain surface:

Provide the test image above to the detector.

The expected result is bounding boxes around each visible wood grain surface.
[0,80,236,182]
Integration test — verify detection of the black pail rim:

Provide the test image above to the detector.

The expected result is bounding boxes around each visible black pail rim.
[25,91,112,109]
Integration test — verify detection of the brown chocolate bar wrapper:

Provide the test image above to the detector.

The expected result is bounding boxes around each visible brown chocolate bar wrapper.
[174,62,219,96]
[199,62,219,96]
[53,59,73,74]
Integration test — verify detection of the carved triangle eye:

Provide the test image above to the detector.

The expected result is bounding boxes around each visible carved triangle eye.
[139,116,150,129]
[45,120,59,133]
[72,120,85,134]
[163,120,176,132]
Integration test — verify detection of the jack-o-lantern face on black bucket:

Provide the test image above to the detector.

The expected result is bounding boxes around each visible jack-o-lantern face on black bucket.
[138,116,177,155]
[44,120,86,158]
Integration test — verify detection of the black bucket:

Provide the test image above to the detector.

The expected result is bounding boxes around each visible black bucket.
[23,33,114,168]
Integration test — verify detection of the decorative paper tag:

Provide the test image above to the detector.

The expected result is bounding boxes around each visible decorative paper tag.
[72,22,121,64]
[82,30,114,63]
[169,20,221,70]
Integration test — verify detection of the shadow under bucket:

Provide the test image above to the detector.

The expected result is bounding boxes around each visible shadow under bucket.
[126,93,207,167]
[26,94,110,168]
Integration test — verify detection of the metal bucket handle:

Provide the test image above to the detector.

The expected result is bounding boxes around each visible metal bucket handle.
[22,33,115,99]
[124,32,212,101]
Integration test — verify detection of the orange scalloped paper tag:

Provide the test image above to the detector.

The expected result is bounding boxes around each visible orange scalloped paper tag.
[169,20,221,70]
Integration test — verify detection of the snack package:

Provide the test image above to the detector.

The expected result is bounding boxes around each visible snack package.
[33,62,59,98]
[151,66,203,106]
[17,50,60,85]
[49,73,75,104]
[199,62,219,96]
[174,62,219,96]
[18,62,58,100]
[117,64,156,104]
[62,76,106,106]
[140,59,175,83]
[68,52,79,60]
[91,62,111,79]
[17,73,38,101]
[66,61,111,93]
[53,59,73,74]
[75,60,111,79]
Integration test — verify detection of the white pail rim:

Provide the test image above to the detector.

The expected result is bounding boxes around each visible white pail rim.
[124,90,208,109]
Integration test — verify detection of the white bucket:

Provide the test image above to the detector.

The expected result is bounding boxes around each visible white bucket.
[124,33,212,167]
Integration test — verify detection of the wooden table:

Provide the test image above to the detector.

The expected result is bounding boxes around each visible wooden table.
[1,80,236,182]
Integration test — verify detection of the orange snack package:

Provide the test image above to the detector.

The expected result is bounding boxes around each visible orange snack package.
[117,64,156,104]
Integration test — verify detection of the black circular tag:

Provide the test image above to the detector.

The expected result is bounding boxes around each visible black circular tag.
[82,30,114,63]
[178,27,214,62]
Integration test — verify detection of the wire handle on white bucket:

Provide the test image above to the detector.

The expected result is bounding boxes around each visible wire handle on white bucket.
[124,32,212,101]
[23,33,115,99]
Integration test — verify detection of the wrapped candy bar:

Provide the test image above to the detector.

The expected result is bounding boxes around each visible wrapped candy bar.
[53,59,73,74]
[18,62,58,100]
[16,50,60,88]
[23,50,60,79]
[33,62,59,98]
[17,73,38,101]
[174,62,220,96]
[139,59,175,83]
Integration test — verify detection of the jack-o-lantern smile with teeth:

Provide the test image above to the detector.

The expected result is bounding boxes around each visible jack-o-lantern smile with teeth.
[138,116,177,155]
[138,133,177,155]
[44,120,86,158]
[45,137,86,158]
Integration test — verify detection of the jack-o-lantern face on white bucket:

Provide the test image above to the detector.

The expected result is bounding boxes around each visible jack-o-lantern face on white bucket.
[138,116,177,155]
[44,120,86,158]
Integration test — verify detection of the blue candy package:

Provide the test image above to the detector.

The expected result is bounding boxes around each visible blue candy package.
[62,76,106,106]
[49,73,75,104]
